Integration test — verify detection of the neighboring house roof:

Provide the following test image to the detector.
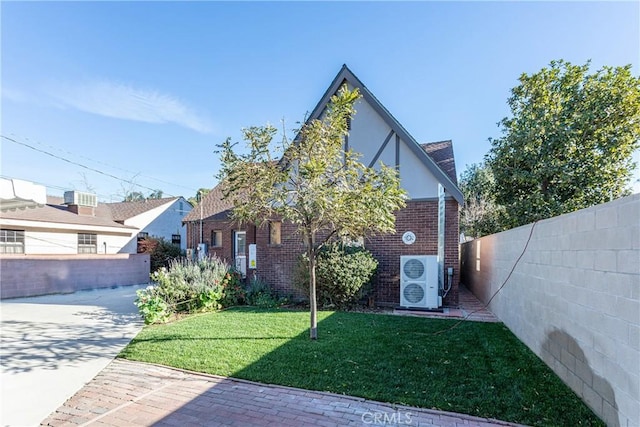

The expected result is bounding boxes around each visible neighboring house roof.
[308,65,464,204]
[182,185,232,222]
[0,178,47,210]
[106,197,181,223]
[421,140,458,185]
[1,195,187,230]
[0,198,135,230]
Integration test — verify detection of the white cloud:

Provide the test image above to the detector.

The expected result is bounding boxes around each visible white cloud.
[49,80,213,133]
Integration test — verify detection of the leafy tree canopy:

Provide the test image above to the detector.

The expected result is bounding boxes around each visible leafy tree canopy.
[123,191,145,202]
[188,188,211,206]
[459,162,504,238]
[123,189,165,202]
[148,189,164,199]
[217,86,406,339]
[487,60,640,228]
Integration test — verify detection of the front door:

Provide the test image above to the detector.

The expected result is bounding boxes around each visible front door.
[234,231,247,278]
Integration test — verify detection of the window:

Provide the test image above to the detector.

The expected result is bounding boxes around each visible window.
[269,221,281,245]
[137,232,149,240]
[211,230,222,247]
[171,234,181,246]
[78,233,97,254]
[0,229,25,254]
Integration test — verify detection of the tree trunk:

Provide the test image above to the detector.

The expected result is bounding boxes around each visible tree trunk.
[307,233,318,340]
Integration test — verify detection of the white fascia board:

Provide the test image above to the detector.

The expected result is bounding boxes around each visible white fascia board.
[0,218,135,235]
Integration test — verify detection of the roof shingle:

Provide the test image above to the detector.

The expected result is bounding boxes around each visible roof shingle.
[182,186,232,222]
[421,140,458,185]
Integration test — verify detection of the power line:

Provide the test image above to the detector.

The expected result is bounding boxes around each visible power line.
[10,133,200,193]
[2,134,189,197]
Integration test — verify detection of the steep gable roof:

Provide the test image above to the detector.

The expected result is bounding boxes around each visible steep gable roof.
[308,65,463,204]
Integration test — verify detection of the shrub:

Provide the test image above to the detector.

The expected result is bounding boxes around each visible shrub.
[138,237,184,273]
[296,243,378,308]
[137,256,237,323]
[134,285,171,325]
[245,275,288,308]
[220,270,246,307]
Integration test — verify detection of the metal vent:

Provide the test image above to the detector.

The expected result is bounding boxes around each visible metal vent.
[64,191,97,207]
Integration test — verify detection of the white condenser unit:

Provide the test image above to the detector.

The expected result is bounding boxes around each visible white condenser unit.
[400,255,439,309]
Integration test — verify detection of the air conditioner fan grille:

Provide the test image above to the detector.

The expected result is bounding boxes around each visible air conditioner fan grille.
[403,283,425,304]
[403,259,425,279]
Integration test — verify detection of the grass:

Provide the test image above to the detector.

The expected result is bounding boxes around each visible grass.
[120,307,603,426]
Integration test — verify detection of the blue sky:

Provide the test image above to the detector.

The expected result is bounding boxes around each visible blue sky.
[2,1,639,202]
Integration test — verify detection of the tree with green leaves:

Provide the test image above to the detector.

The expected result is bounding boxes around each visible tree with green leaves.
[188,188,211,206]
[459,162,503,238]
[487,60,640,228]
[217,86,406,339]
[148,189,164,199]
[123,191,145,202]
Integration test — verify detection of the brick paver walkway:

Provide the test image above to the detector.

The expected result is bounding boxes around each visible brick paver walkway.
[393,285,500,323]
[42,359,524,427]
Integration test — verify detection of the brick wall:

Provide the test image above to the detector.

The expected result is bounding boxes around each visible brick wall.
[0,253,150,299]
[460,194,639,427]
[188,198,460,307]
[366,199,459,306]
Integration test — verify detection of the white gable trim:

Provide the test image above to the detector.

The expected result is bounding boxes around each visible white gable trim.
[307,65,464,205]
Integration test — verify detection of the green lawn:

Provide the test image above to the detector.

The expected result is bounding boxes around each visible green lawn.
[120,307,603,426]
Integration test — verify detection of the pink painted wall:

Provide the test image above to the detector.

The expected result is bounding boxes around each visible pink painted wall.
[0,254,150,299]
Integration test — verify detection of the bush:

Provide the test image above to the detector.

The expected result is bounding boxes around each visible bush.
[220,270,246,307]
[136,256,241,324]
[295,243,378,308]
[134,285,171,325]
[245,275,288,308]
[138,237,184,273]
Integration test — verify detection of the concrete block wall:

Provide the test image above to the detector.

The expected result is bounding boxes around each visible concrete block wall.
[0,254,150,299]
[460,194,639,427]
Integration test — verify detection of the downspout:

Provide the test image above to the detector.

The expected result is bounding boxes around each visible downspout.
[437,184,445,306]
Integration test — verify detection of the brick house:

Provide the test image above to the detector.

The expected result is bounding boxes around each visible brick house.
[184,65,463,307]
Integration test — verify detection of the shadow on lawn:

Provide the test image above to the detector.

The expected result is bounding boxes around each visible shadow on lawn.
[148,311,443,426]
[147,310,604,426]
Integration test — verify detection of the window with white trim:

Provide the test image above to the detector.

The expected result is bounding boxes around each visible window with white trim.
[0,229,25,254]
[78,233,97,254]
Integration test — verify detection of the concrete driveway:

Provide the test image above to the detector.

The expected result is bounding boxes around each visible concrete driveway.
[0,285,146,427]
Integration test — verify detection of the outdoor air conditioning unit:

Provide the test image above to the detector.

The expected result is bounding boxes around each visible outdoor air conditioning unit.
[64,190,97,207]
[400,255,439,309]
